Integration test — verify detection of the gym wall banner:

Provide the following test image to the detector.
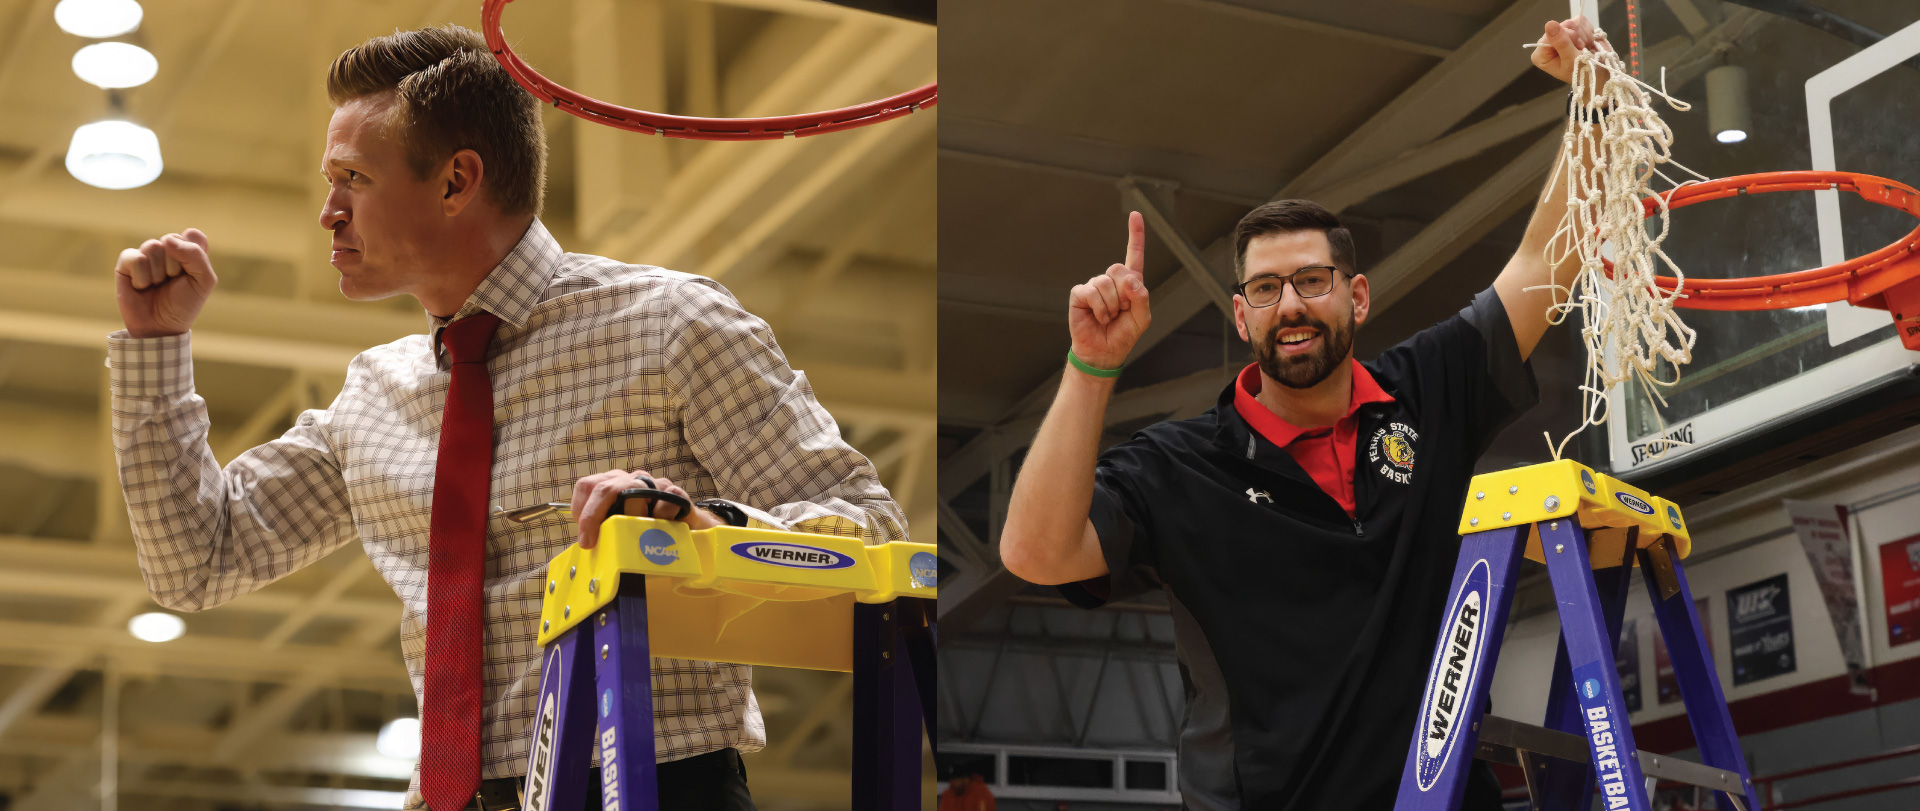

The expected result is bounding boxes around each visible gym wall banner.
[1783,500,1870,692]
[1728,574,1796,686]
[1616,618,1642,713]
[1881,533,1920,648]
[1654,598,1712,705]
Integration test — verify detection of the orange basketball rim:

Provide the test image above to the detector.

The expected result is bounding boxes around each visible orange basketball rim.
[482,0,937,141]
[1630,171,1920,348]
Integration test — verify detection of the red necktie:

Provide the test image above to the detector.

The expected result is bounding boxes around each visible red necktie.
[421,312,501,811]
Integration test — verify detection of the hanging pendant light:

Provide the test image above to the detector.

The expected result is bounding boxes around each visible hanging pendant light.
[67,118,164,189]
[72,41,158,89]
[54,0,143,38]
[1706,64,1751,144]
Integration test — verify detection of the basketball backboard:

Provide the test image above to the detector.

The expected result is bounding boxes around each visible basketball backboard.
[1588,1,1920,486]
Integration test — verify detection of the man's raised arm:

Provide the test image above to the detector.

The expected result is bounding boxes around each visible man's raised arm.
[1496,16,1608,362]
[110,229,360,612]
[1000,212,1151,586]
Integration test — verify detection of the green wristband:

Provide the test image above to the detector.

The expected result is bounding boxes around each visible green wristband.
[1067,350,1124,378]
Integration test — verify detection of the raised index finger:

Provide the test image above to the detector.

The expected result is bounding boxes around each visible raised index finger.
[1123,210,1146,278]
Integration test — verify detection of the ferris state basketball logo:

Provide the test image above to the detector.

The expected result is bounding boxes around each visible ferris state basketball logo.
[1369,422,1419,484]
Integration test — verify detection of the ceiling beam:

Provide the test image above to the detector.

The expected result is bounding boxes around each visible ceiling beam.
[0,536,400,622]
[0,173,310,266]
[1367,131,1561,313]
[590,16,875,258]
[209,615,398,763]
[0,593,146,740]
[0,618,407,685]
[1299,90,1565,213]
[1161,0,1455,58]
[1121,178,1236,317]
[613,24,931,268]
[1272,0,1568,202]
[699,109,934,280]
[938,116,1274,207]
[571,0,672,244]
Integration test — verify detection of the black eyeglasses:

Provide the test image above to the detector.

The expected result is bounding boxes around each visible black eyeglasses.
[1235,266,1344,308]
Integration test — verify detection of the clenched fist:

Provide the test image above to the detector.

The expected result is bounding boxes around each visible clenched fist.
[1531,16,1607,86]
[1067,211,1151,371]
[115,229,218,339]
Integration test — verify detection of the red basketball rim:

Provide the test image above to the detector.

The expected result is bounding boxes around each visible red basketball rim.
[481,0,937,142]
[1606,171,1920,311]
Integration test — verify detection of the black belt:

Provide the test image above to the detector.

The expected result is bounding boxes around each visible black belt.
[465,747,744,811]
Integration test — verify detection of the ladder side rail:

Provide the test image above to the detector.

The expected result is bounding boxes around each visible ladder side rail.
[1635,537,1763,811]
[522,625,597,811]
[900,596,938,753]
[853,599,919,809]
[1393,524,1529,810]
[1536,526,1641,809]
[1539,519,1655,811]
[593,575,661,810]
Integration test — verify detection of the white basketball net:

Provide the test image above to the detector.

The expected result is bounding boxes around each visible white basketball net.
[1534,30,1707,462]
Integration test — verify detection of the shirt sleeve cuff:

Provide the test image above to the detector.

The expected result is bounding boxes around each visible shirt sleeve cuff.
[106,330,194,398]
[1464,287,1539,414]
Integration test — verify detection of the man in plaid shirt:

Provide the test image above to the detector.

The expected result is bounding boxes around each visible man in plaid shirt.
[104,26,903,811]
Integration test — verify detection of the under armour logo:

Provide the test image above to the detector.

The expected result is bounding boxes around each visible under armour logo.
[1247,488,1272,504]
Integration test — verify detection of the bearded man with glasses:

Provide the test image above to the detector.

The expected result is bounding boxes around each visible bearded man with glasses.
[997,15,1607,811]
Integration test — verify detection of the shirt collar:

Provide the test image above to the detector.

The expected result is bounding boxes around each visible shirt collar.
[428,218,561,358]
[1231,359,1395,447]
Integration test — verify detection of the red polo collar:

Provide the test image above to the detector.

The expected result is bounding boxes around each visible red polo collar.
[1233,360,1395,447]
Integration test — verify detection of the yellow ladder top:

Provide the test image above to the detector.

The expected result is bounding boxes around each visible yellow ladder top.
[1456,459,1691,565]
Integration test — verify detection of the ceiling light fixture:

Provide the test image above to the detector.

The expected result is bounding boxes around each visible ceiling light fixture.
[375,717,422,760]
[1707,64,1751,144]
[126,611,184,642]
[72,42,157,89]
[67,118,164,189]
[53,0,143,38]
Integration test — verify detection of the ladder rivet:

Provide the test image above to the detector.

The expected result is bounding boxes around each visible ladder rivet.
[564,606,571,619]
[588,579,598,594]
[548,580,556,594]
[569,566,577,580]
[1476,491,1485,500]
[882,613,890,621]
[1502,512,1513,521]
[1509,485,1518,495]
[598,613,607,627]
[1551,522,1559,530]
[1470,518,1480,526]
[601,644,609,660]
[1556,544,1564,553]
[1545,496,1560,510]
[882,651,890,659]
[543,620,550,632]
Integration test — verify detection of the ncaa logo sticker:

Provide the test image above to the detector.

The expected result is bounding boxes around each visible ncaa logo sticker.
[1415,559,1490,792]
[1583,678,1600,699]
[640,528,679,566]
[909,551,937,589]
[731,542,857,570]
[1580,469,1597,495]
[1615,492,1655,515]
[1667,504,1684,528]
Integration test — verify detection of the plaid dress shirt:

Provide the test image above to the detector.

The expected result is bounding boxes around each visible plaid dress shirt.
[106,219,907,808]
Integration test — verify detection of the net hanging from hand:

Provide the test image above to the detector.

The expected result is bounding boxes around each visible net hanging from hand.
[1533,28,1708,463]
